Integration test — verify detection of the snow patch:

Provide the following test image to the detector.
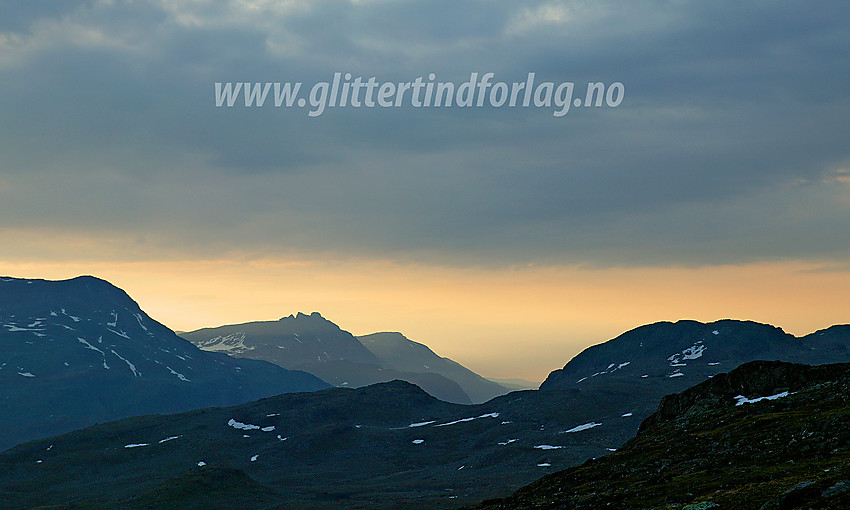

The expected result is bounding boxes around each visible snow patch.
[124,443,149,449]
[561,422,602,434]
[250,455,259,462]
[110,350,141,377]
[18,372,35,378]
[577,360,632,383]
[107,327,131,339]
[4,324,43,332]
[735,391,792,406]
[159,436,181,443]
[537,463,551,467]
[228,419,275,432]
[412,439,424,444]
[197,332,254,354]
[228,419,260,431]
[408,420,436,428]
[133,313,148,331]
[498,439,518,445]
[197,461,206,467]
[534,444,563,450]
[668,342,705,365]
[622,412,633,417]
[434,412,500,427]
[166,366,190,382]
[78,337,104,355]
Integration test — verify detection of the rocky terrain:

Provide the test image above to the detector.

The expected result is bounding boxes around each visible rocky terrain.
[470,360,850,510]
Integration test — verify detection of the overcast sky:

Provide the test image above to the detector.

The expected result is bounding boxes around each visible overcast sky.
[2,1,849,379]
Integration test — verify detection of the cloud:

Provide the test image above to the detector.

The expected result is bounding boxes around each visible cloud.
[1,0,849,267]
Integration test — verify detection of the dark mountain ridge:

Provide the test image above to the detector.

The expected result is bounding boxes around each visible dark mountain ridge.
[0,275,329,452]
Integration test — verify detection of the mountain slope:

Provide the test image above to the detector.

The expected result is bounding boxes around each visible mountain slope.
[0,379,646,509]
[538,320,850,419]
[182,312,381,368]
[0,276,329,452]
[541,319,804,392]
[470,360,850,509]
[358,332,509,403]
[182,316,505,404]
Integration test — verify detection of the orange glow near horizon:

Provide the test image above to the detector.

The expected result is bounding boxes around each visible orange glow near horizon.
[2,258,849,381]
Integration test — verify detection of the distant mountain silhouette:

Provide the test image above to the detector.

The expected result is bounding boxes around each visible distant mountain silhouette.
[0,276,329,451]
[182,316,508,404]
[485,377,540,391]
[358,332,509,403]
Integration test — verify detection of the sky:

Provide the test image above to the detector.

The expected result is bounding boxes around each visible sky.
[1,1,849,381]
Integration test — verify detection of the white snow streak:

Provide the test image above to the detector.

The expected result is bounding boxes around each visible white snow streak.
[434,412,500,427]
[110,350,141,377]
[78,337,104,355]
[408,420,436,428]
[166,366,190,382]
[561,422,602,433]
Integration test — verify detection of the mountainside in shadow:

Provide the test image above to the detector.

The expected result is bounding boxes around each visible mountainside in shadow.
[0,378,647,509]
[359,332,509,403]
[541,320,849,394]
[531,320,850,444]
[0,276,329,452]
[469,360,850,509]
[182,316,508,404]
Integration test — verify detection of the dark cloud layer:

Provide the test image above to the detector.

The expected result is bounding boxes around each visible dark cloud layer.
[1,0,848,266]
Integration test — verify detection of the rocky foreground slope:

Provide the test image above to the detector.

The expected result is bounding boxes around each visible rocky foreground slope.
[470,360,850,510]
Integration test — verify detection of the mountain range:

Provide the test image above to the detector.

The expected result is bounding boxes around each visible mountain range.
[0,276,328,452]
[181,316,508,404]
[1,274,849,508]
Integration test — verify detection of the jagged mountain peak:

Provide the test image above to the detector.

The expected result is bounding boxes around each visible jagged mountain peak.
[284,311,330,322]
